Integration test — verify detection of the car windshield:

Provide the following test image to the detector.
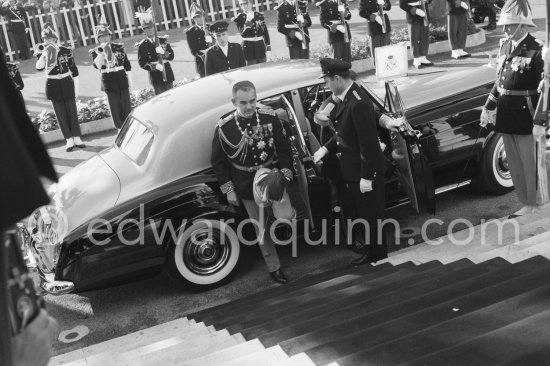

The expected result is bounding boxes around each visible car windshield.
[115,118,154,165]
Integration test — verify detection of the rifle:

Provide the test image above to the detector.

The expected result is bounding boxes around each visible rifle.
[338,0,349,43]
[378,0,387,34]
[150,0,167,82]
[419,0,429,27]
[294,0,307,50]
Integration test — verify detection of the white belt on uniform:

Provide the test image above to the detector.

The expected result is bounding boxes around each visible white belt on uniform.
[284,24,299,29]
[242,36,264,42]
[47,72,71,80]
[101,66,124,73]
[11,19,24,22]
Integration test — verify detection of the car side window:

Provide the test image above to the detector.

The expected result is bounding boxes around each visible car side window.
[115,118,154,166]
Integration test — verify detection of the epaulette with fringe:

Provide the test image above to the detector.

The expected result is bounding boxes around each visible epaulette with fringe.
[217,114,235,127]
[258,108,276,116]
[134,38,148,48]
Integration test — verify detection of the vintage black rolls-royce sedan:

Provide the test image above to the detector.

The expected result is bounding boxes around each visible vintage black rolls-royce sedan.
[19,60,509,294]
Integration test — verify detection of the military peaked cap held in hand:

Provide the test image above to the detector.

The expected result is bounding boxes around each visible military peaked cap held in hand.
[319,57,352,78]
[210,21,229,34]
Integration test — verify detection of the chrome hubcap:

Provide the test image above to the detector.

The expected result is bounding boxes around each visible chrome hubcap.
[183,228,231,275]
[495,140,511,180]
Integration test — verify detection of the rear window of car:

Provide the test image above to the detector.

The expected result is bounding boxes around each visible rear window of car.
[115,118,154,166]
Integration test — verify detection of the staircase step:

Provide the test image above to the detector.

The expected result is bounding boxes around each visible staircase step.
[233,261,446,338]
[199,262,403,327]
[402,308,550,366]
[330,269,550,365]
[222,261,440,333]
[276,256,548,357]
[190,263,392,322]
[272,353,316,366]
[218,345,289,366]
[383,213,550,265]
[256,258,485,348]
[49,318,198,365]
[179,339,265,366]
[473,230,550,263]
[109,329,242,366]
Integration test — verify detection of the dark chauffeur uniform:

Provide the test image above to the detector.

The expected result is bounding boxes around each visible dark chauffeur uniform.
[321,59,387,263]
[359,0,391,59]
[211,108,294,273]
[0,3,30,60]
[137,35,175,95]
[484,33,547,205]
[233,10,271,65]
[319,0,352,62]
[277,0,311,60]
[36,43,81,141]
[90,41,132,129]
[186,23,210,77]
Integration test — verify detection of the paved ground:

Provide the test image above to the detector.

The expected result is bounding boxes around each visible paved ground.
[33,0,550,356]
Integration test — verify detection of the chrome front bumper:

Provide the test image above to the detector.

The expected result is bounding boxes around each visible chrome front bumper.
[17,223,74,295]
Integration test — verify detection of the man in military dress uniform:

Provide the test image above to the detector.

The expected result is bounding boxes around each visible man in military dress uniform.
[136,12,175,95]
[210,80,294,284]
[313,58,388,265]
[447,0,471,59]
[359,0,392,61]
[90,23,132,130]
[204,21,246,76]
[2,46,24,103]
[1,0,30,60]
[400,0,433,69]
[481,0,547,217]
[233,0,271,65]
[277,0,312,60]
[35,23,84,152]
[318,0,351,62]
[185,4,212,77]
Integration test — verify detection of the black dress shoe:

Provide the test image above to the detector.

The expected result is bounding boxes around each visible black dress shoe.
[66,145,75,152]
[351,253,374,266]
[75,142,86,148]
[269,269,288,284]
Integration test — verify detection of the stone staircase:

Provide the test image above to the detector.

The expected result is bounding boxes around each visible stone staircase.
[49,207,550,366]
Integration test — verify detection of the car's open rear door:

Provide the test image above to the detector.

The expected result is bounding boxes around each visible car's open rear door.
[385,81,435,214]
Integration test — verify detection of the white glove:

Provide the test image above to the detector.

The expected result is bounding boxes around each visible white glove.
[205,35,213,43]
[375,14,383,26]
[36,52,47,69]
[359,178,373,193]
[246,11,254,21]
[313,146,328,164]
[93,53,104,68]
[533,125,546,138]
[155,46,164,54]
[460,1,468,10]
[480,107,496,127]
[295,31,303,41]
[380,114,404,131]
[538,79,546,93]
[377,0,384,5]
[266,50,271,61]
[297,14,304,23]
[25,27,29,33]
[73,76,79,100]
[155,62,164,72]
[415,8,426,17]
[126,71,133,90]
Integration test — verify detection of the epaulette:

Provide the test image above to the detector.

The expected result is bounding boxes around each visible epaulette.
[134,38,147,48]
[111,42,123,47]
[217,114,235,127]
[315,0,325,6]
[352,90,361,101]
[258,108,276,116]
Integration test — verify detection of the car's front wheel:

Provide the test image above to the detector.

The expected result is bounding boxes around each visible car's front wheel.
[166,219,240,289]
[478,133,514,194]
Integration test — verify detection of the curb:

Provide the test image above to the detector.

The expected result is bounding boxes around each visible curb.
[42,30,485,146]
[42,116,116,146]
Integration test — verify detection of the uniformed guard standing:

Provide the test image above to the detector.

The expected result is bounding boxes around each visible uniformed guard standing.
[90,23,132,130]
[1,46,24,103]
[318,0,351,62]
[233,0,271,65]
[204,21,246,76]
[277,0,312,60]
[185,3,212,78]
[400,0,433,69]
[210,80,294,284]
[0,0,30,60]
[35,23,84,152]
[481,0,547,217]
[313,58,387,265]
[447,0,471,59]
[359,0,392,61]
[135,11,175,95]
